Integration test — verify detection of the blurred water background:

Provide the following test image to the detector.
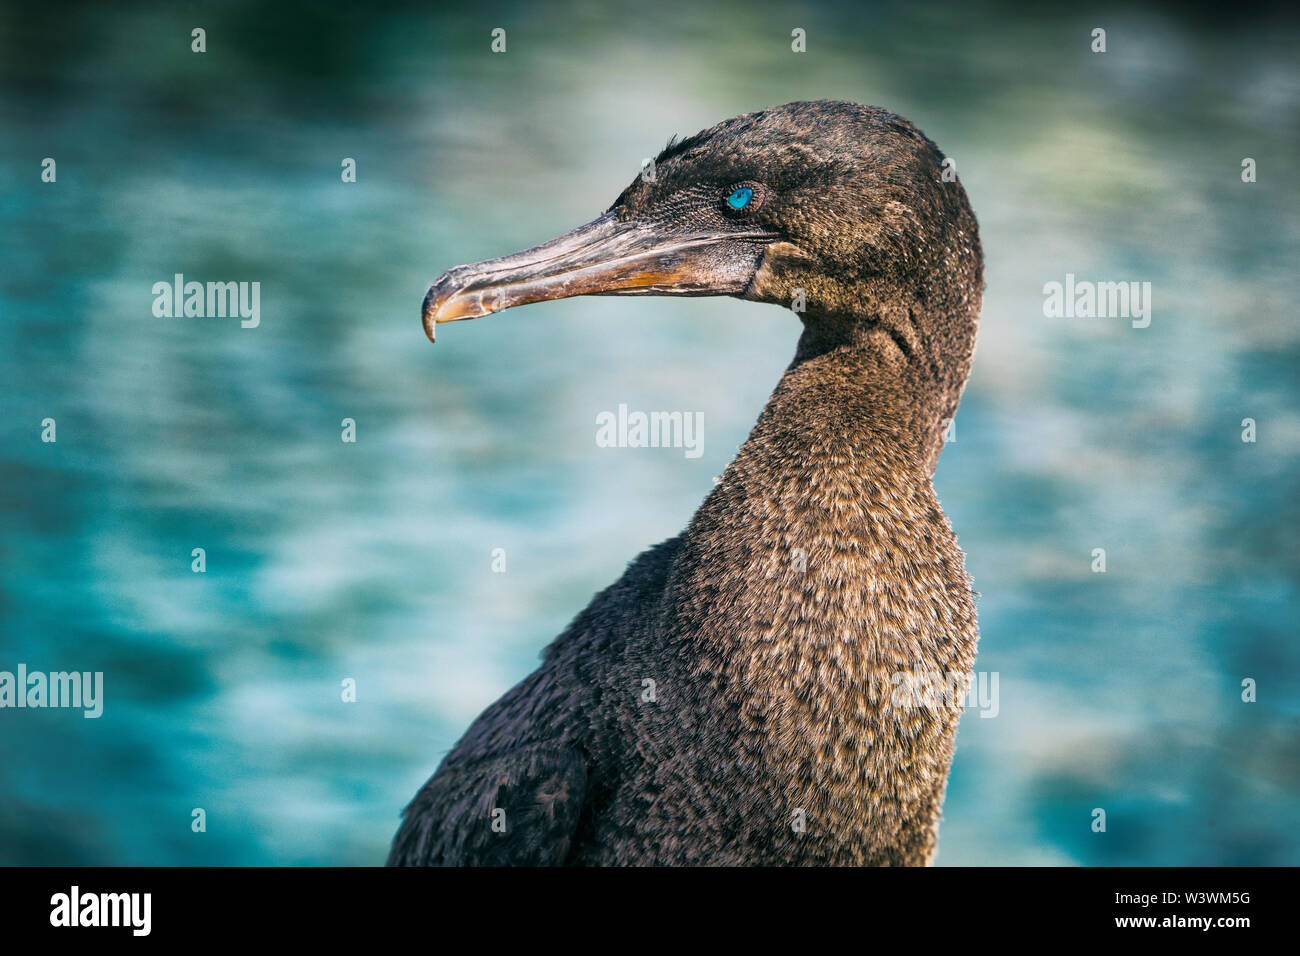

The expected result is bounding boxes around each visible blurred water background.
[1,0,1297,865]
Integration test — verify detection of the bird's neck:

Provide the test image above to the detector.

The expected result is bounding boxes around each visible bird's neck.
[659,324,976,864]
[671,323,962,619]
[776,312,955,473]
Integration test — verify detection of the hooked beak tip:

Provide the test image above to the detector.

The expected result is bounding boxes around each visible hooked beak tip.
[423,271,495,343]
[421,284,439,343]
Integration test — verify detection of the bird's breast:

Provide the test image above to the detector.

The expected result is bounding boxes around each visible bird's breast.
[592,438,978,863]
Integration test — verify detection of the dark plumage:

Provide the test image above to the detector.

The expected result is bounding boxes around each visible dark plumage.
[391,101,983,866]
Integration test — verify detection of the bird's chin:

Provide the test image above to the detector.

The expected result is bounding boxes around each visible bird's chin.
[742,240,816,304]
[422,213,777,341]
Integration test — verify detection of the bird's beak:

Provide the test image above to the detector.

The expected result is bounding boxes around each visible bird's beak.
[422,212,776,341]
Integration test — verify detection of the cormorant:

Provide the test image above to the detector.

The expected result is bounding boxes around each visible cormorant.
[390,100,983,866]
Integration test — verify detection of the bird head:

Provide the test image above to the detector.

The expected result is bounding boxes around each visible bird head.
[423,100,981,393]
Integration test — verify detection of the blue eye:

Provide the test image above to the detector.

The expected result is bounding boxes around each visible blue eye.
[726,187,753,210]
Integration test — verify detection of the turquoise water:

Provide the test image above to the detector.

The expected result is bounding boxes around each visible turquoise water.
[2,1,1297,865]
